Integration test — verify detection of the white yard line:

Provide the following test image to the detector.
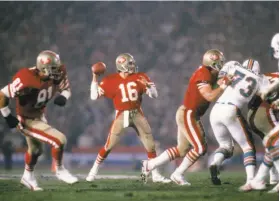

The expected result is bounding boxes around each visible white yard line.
[0,174,140,180]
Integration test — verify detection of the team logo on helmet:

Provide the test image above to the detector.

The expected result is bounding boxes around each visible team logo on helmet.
[117,57,126,64]
[40,58,51,65]
[210,54,220,61]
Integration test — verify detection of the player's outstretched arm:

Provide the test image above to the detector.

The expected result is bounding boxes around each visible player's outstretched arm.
[90,73,104,100]
[0,86,22,129]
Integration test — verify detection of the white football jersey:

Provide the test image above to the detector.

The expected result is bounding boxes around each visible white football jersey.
[217,61,269,109]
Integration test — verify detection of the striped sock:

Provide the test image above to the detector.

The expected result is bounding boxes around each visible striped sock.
[263,152,273,168]
[166,147,180,161]
[243,150,256,181]
[243,150,256,167]
[185,149,200,164]
[148,147,179,170]
[268,146,279,162]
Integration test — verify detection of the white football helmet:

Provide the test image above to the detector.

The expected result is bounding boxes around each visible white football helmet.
[271,33,279,59]
[242,59,260,75]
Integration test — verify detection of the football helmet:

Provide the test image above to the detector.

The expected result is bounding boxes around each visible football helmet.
[116,53,138,74]
[202,49,225,71]
[242,59,260,75]
[271,33,279,59]
[36,50,62,80]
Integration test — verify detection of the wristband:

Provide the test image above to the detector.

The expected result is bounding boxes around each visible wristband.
[61,90,71,100]
[1,106,11,117]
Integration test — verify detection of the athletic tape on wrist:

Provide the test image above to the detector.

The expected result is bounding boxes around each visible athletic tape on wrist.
[61,90,71,100]
[0,106,11,117]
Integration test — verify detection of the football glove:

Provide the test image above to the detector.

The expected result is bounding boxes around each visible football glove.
[54,95,67,106]
[5,114,21,129]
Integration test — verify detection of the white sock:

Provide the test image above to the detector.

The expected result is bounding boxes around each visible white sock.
[23,169,32,177]
[245,165,256,182]
[273,160,279,172]
[175,157,193,175]
[89,162,100,176]
[269,166,279,182]
[151,168,162,178]
[211,153,225,167]
[254,163,270,182]
[149,151,170,170]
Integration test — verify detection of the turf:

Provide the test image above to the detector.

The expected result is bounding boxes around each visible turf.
[0,172,278,201]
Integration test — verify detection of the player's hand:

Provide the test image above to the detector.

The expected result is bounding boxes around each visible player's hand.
[4,114,21,129]
[137,76,151,88]
[271,99,279,110]
[54,95,67,106]
[219,75,234,90]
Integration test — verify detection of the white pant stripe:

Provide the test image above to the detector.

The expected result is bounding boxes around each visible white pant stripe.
[24,129,59,149]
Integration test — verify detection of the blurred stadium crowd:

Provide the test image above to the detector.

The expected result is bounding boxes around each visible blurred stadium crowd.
[0,2,278,152]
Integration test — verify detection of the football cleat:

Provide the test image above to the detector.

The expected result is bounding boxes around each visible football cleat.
[151,168,171,183]
[86,173,97,182]
[170,172,191,186]
[268,183,279,193]
[152,175,172,184]
[20,170,43,191]
[209,165,221,185]
[56,166,78,184]
[270,179,279,185]
[141,160,151,183]
[239,180,266,192]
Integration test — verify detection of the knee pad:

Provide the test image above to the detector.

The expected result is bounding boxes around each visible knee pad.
[215,146,234,159]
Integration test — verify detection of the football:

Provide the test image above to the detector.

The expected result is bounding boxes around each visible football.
[92,62,106,75]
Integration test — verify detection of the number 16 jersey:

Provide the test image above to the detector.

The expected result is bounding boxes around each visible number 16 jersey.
[99,72,151,111]
[217,63,269,109]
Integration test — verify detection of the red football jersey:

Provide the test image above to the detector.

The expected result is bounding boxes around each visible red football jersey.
[99,72,151,111]
[8,67,69,118]
[183,66,217,117]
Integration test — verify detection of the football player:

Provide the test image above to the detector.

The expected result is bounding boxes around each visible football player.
[270,33,279,62]
[247,70,279,186]
[0,50,78,191]
[242,77,279,193]
[141,49,232,185]
[209,59,272,190]
[86,53,171,183]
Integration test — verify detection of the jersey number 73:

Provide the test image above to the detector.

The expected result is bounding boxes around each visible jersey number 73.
[231,70,257,97]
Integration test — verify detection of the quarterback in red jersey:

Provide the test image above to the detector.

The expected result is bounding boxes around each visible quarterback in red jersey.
[141,49,232,185]
[0,50,78,191]
[86,53,170,183]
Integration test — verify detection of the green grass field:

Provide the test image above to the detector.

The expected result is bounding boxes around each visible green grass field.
[0,172,278,201]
